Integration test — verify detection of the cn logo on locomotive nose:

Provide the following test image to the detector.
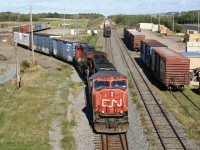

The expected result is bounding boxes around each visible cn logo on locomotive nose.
[102,99,122,108]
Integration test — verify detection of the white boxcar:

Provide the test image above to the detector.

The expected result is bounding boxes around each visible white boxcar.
[14,32,30,47]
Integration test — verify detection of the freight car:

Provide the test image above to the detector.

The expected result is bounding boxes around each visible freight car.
[103,19,111,38]
[34,33,61,55]
[140,39,168,68]
[52,38,87,62]
[124,28,145,51]
[151,47,190,90]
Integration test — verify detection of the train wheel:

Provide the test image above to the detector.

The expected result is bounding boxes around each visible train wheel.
[167,86,172,91]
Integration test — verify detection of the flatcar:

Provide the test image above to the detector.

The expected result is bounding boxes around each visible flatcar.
[89,71,129,133]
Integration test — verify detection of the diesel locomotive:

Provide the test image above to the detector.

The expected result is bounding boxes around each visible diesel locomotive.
[103,19,111,38]
[74,44,129,133]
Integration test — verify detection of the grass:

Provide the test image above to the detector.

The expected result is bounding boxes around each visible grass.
[0,60,78,149]
[155,85,200,140]
[61,109,76,150]
[39,18,89,28]
[77,35,100,50]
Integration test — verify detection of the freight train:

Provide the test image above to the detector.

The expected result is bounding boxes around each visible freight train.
[124,28,190,90]
[14,31,129,133]
[103,19,111,38]
[13,22,51,33]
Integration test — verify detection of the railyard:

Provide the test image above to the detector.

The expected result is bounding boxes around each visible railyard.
[0,14,200,150]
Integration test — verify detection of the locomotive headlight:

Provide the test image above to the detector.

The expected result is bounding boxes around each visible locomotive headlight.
[102,110,104,113]
[110,91,114,98]
[120,110,123,113]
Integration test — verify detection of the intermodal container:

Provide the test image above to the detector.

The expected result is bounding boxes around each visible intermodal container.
[140,39,167,68]
[151,47,190,89]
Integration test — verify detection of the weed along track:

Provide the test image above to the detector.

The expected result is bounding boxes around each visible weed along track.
[112,29,188,149]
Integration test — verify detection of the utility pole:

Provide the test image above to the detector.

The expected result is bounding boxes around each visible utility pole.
[15,43,20,88]
[172,12,175,33]
[30,0,35,64]
[64,5,66,36]
[159,14,160,25]
[151,15,152,23]
[198,10,199,33]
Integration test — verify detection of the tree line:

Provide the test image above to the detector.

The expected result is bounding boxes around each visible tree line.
[109,14,184,32]
[0,12,103,22]
[175,10,199,24]
[109,10,199,33]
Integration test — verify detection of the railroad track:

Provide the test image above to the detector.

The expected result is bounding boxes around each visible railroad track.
[112,29,187,150]
[170,91,200,118]
[105,37,114,64]
[94,133,129,150]
[181,91,200,111]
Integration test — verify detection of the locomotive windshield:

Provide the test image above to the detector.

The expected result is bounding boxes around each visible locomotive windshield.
[112,80,127,89]
[94,81,110,89]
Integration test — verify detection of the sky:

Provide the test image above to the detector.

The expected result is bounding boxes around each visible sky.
[0,0,199,16]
